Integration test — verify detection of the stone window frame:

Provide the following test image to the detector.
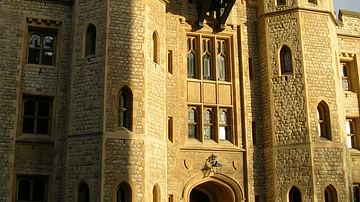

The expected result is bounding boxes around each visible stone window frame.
[117,86,133,131]
[19,94,54,142]
[339,54,358,93]
[16,175,48,202]
[114,181,132,202]
[186,34,232,82]
[152,30,160,64]
[77,181,90,202]
[288,186,302,202]
[324,184,338,202]
[187,105,234,143]
[345,118,360,149]
[25,18,61,68]
[152,184,161,202]
[317,101,332,140]
[84,23,96,57]
[278,44,294,76]
[353,184,360,202]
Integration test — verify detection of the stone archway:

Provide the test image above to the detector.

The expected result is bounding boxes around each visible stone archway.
[183,174,244,202]
[190,180,235,202]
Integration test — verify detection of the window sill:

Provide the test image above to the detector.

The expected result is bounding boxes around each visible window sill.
[24,64,56,70]
[16,135,53,144]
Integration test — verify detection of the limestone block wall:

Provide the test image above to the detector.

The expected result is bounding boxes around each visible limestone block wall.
[301,10,349,200]
[69,0,106,135]
[0,0,72,201]
[65,0,106,200]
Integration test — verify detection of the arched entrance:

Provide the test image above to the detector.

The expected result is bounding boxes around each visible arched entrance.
[183,174,243,202]
[189,180,235,202]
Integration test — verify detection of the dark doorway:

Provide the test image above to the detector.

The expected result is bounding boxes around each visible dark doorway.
[190,189,210,202]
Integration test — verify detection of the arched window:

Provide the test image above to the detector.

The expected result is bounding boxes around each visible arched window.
[217,40,227,81]
[202,38,213,80]
[219,109,229,140]
[153,184,160,202]
[324,185,338,202]
[280,45,292,74]
[187,37,197,78]
[188,107,198,139]
[119,87,133,130]
[203,109,213,140]
[289,186,302,202]
[85,24,96,56]
[317,101,331,140]
[117,181,132,202]
[152,31,159,64]
[78,181,90,202]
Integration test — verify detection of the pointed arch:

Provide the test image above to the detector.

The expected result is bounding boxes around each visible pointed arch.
[152,31,160,64]
[317,101,331,140]
[280,45,292,75]
[119,86,133,130]
[324,184,338,202]
[182,174,244,202]
[289,186,302,202]
[116,181,132,202]
[85,23,96,56]
[78,181,90,202]
[152,184,160,202]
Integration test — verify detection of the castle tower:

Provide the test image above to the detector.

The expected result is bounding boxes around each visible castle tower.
[257,0,351,201]
[65,0,168,200]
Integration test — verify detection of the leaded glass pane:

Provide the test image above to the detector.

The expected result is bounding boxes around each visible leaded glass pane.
[203,53,211,79]
[218,55,226,80]
[187,52,196,78]
[29,34,41,48]
[43,35,54,49]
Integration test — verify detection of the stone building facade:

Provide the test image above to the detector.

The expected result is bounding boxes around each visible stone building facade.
[1,0,360,201]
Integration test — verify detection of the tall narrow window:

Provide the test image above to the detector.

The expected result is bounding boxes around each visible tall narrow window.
[78,182,89,202]
[277,0,286,6]
[188,107,198,139]
[119,87,133,130]
[187,37,197,78]
[342,62,350,91]
[252,121,257,145]
[153,185,160,202]
[117,181,132,202]
[17,176,48,202]
[354,184,360,202]
[203,109,214,140]
[280,46,292,74]
[85,24,96,56]
[153,31,159,64]
[219,109,229,140]
[249,58,254,80]
[324,185,338,202]
[217,40,227,81]
[28,29,56,65]
[168,50,173,74]
[202,38,213,80]
[168,117,173,142]
[289,186,302,202]
[22,96,52,135]
[317,101,331,140]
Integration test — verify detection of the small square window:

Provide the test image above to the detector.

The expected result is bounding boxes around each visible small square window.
[277,0,286,6]
[27,28,57,66]
[22,95,53,135]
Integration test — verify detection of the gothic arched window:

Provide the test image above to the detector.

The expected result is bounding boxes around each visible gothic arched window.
[85,24,96,56]
[280,45,292,74]
[324,185,338,202]
[117,181,132,202]
[152,31,159,64]
[317,101,331,140]
[119,87,133,130]
[78,182,90,202]
[289,186,302,202]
